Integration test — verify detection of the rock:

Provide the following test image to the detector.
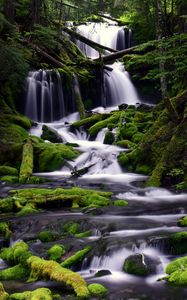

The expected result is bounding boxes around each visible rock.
[41,125,63,143]
[95,269,112,277]
[118,103,128,110]
[123,253,160,276]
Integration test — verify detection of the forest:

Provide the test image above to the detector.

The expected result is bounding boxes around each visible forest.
[0,0,187,299]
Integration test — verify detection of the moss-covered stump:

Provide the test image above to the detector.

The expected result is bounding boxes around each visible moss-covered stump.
[41,125,63,143]
[19,139,33,184]
[88,283,107,297]
[10,288,53,300]
[0,282,9,300]
[27,256,90,298]
[165,256,187,285]
[61,246,92,268]
[123,253,160,276]
[178,216,187,227]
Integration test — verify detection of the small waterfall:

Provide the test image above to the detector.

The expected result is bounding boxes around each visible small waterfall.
[76,23,131,58]
[104,62,139,106]
[25,70,65,122]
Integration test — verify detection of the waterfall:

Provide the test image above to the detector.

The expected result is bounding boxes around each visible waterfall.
[25,70,66,123]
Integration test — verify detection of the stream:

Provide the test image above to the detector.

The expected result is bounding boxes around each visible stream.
[2,20,187,299]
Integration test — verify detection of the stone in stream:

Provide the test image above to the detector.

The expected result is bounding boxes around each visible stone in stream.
[95,269,112,277]
[41,125,63,143]
[123,253,160,276]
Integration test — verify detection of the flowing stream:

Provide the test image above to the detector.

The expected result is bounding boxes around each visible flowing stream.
[7,21,187,299]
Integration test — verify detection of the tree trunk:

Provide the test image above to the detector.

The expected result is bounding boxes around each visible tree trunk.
[31,0,41,25]
[93,45,138,63]
[3,0,15,22]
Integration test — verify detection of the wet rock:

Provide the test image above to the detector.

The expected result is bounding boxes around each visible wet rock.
[95,269,112,277]
[123,253,160,276]
[41,125,63,143]
[118,103,128,110]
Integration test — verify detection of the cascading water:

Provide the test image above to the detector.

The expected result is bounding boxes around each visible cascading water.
[25,70,66,122]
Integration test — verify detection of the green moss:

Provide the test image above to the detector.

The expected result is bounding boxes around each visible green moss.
[135,164,151,175]
[9,115,32,130]
[89,113,120,136]
[47,245,65,261]
[165,256,187,285]
[113,200,128,206]
[80,193,111,207]
[1,175,19,183]
[115,140,135,149]
[103,131,115,145]
[88,283,107,297]
[0,282,9,300]
[75,230,92,238]
[0,166,18,176]
[178,216,187,227]
[120,124,138,140]
[41,125,62,143]
[63,222,80,235]
[34,143,79,172]
[1,124,28,144]
[0,264,29,280]
[27,256,90,298]
[168,232,187,254]
[0,222,11,240]
[17,203,39,217]
[0,197,14,213]
[118,152,130,167]
[19,139,33,184]
[37,231,59,243]
[72,113,103,129]
[61,246,92,268]
[0,241,32,266]
[10,288,53,300]
[132,132,145,143]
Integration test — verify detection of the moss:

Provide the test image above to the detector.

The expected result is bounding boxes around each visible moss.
[34,143,79,172]
[0,264,29,280]
[89,113,120,136]
[88,283,107,297]
[0,222,11,240]
[103,131,115,145]
[113,200,128,207]
[27,256,90,298]
[61,246,92,268]
[165,256,187,285]
[0,282,9,300]
[63,222,80,235]
[0,241,31,266]
[120,124,138,140]
[1,175,19,183]
[17,203,39,217]
[132,132,145,143]
[37,231,59,243]
[75,230,92,238]
[80,193,111,207]
[9,115,32,130]
[0,166,18,176]
[135,164,151,175]
[10,288,53,300]
[72,114,103,129]
[123,253,157,276]
[1,124,28,144]
[0,197,14,213]
[118,152,130,167]
[115,140,135,149]
[19,139,33,184]
[47,245,65,261]
[41,125,62,143]
[178,216,187,227]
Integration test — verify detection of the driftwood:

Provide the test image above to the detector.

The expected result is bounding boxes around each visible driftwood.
[93,45,138,63]
[62,26,117,53]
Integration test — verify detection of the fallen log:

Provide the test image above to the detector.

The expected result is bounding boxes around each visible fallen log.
[93,45,138,63]
[62,26,117,53]
[97,13,130,25]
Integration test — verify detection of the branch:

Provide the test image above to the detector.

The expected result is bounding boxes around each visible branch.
[62,26,117,53]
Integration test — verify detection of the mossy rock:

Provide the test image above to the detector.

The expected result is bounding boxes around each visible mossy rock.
[0,241,31,266]
[103,131,115,145]
[17,203,39,217]
[115,140,135,149]
[0,282,9,300]
[9,115,32,130]
[120,124,138,140]
[0,264,29,280]
[135,164,151,175]
[37,231,59,243]
[165,256,187,285]
[88,283,107,297]
[95,269,112,277]
[132,132,145,143]
[113,200,128,206]
[123,253,160,276]
[41,125,63,143]
[178,216,187,227]
[10,288,53,300]
[34,143,79,172]
[47,245,65,261]
[63,222,80,235]
[75,230,92,238]
[0,166,18,176]
[89,113,120,136]
[1,124,28,144]
[118,152,130,167]
[0,222,12,240]
[1,175,19,183]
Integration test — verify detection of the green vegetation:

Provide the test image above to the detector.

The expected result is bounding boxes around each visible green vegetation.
[0,166,18,176]
[47,245,65,261]
[0,222,11,240]
[19,139,33,183]
[165,256,187,285]
[88,283,107,297]
[113,200,128,207]
[10,288,53,300]
[0,264,29,280]
[178,216,187,227]
[37,231,59,243]
[168,232,187,254]
[0,282,9,300]
[61,246,92,268]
